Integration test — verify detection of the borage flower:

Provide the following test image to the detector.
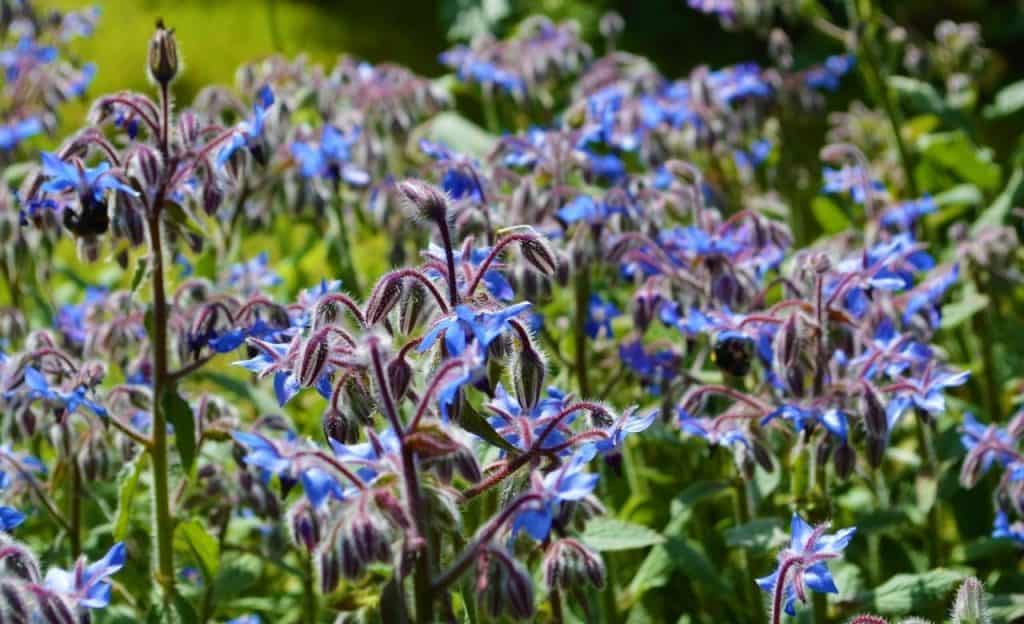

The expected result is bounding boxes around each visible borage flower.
[757,514,855,618]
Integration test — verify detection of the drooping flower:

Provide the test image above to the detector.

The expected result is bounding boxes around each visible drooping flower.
[513,451,599,541]
[756,514,856,617]
[44,542,127,610]
[217,85,275,166]
[290,124,370,187]
[585,294,620,339]
[419,302,531,357]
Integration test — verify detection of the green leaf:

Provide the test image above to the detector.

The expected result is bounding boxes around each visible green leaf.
[724,518,785,552]
[418,112,496,159]
[113,455,146,541]
[662,537,731,594]
[130,257,148,295]
[161,386,197,474]
[213,555,261,603]
[941,285,990,330]
[934,184,983,208]
[889,76,947,116]
[457,400,519,454]
[918,131,1001,191]
[668,480,728,529]
[983,80,1024,118]
[175,518,220,581]
[972,167,1024,234]
[581,517,664,552]
[988,594,1024,622]
[626,544,673,605]
[172,593,199,624]
[856,568,967,614]
[811,196,852,234]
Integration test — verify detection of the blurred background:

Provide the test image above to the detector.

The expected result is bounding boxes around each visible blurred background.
[41,0,1024,122]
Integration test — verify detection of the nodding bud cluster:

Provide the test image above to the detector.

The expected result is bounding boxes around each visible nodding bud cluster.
[148,19,179,85]
[397,178,449,223]
[477,545,535,620]
[543,538,605,591]
[318,502,394,589]
[288,499,324,552]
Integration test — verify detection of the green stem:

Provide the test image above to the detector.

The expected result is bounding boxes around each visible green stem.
[734,480,765,624]
[573,262,591,398]
[812,591,828,624]
[69,459,82,559]
[914,417,941,568]
[330,192,362,299]
[481,89,500,134]
[303,550,319,624]
[850,0,919,197]
[147,211,176,603]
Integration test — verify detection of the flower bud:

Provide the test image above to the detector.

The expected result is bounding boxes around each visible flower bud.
[513,340,545,411]
[387,356,412,402]
[316,547,340,594]
[862,384,888,438]
[951,577,988,624]
[520,236,558,276]
[288,500,322,552]
[366,276,404,326]
[38,591,76,624]
[322,406,359,445]
[544,539,605,591]
[341,374,376,424]
[399,281,430,334]
[478,547,535,621]
[866,434,887,468]
[295,330,331,388]
[397,179,448,223]
[0,544,40,582]
[148,19,179,85]
[834,442,856,480]
[0,581,28,620]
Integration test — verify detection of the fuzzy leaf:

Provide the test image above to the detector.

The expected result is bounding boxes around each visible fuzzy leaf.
[113,455,146,541]
[856,569,967,614]
[983,80,1024,118]
[162,386,197,474]
[176,518,219,582]
[581,517,664,552]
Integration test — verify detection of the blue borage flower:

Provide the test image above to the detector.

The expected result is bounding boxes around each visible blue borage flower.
[848,317,932,380]
[217,85,275,166]
[679,409,751,448]
[0,444,47,485]
[419,139,485,202]
[225,252,283,295]
[889,366,969,414]
[757,514,856,616]
[902,263,959,328]
[586,407,656,456]
[233,337,333,406]
[993,510,1024,545]
[26,152,139,221]
[485,383,576,453]
[513,450,599,541]
[0,37,58,80]
[619,338,679,393]
[823,164,886,204]
[880,195,936,230]
[0,505,25,531]
[585,294,620,340]
[804,54,856,91]
[0,116,42,150]
[43,542,126,610]
[418,302,531,357]
[290,124,370,187]
[4,366,107,419]
[439,46,525,95]
[232,430,349,507]
[686,0,735,20]
[960,412,1017,478]
[733,139,772,173]
[558,194,634,226]
[56,285,108,346]
[761,405,849,442]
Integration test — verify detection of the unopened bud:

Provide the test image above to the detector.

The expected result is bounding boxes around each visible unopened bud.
[834,442,855,480]
[862,384,888,438]
[514,340,545,411]
[288,500,322,552]
[866,434,887,468]
[148,19,179,85]
[397,179,448,223]
[366,276,404,326]
[322,406,358,445]
[951,576,989,624]
[520,236,558,276]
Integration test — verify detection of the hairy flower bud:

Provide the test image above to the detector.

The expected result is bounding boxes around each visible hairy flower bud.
[295,330,331,388]
[322,405,359,445]
[366,276,404,326]
[862,384,888,438]
[544,538,606,591]
[520,236,558,276]
[399,281,430,334]
[514,339,545,411]
[478,547,535,621]
[316,547,340,594]
[0,581,28,620]
[834,442,856,480]
[288,500,322,552]
[397,179,448,223]
[387,356,413,402]
[148,19,179,85]
[951,576,989,624]
[866,434,887,468]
